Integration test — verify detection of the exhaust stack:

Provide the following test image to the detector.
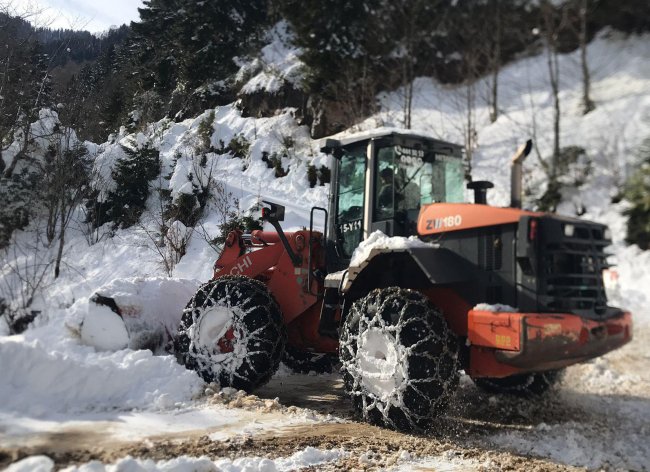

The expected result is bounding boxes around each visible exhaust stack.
[510,139,533,209]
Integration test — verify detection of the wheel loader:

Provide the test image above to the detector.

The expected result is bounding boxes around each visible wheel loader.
[174,129,632,432]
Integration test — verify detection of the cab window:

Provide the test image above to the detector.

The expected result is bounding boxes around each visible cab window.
[336,148,366,258]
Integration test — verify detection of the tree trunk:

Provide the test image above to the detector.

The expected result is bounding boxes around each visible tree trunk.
[547,43,561,180]
[580,0,594,114]
[464,82,475,182]
[54,199,66,279]
[405,79,413,129]
[490,67,499,123]
[489,0,501,123]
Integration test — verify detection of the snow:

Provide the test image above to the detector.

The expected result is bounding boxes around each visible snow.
[239,21,305,94]
[72,277,201,351]
[80,303,130,351]
[5,456,54,472]
[356,327,404,402]
[391,453,481,471]
[1,30,650,472]
[472,303,518,313]
[7,447,345,472]
[0,335,203,416]
[349,230,437,266]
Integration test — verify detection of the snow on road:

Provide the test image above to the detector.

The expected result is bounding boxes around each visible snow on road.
[6,447,347,472]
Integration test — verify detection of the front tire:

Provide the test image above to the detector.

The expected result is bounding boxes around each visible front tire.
[174,275,286,391]
[473,369,565,396]
[340,287,459,432]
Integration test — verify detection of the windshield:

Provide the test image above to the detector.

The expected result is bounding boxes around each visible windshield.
[374,144,464,221]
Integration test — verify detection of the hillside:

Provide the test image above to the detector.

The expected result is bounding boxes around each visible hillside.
[1,28,650,472]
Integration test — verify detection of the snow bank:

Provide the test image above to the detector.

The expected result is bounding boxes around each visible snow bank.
[349,230,437,266]
[491,421,650,471]
[7,447,345,472]
[0,335,203,416]
[0,277,205,417]
[608,244,650,325]
[5,456,54,472]
[70,277,201,351]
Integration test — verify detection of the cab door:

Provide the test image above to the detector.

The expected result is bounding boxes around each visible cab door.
[332,146,367,261]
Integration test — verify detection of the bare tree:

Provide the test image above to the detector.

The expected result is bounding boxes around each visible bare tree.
[0,228,53,333]
[40,129,91,278]
[384,0,448,129]
[569,0,595,114]
[539,0,571,182]
[487,0,502,123]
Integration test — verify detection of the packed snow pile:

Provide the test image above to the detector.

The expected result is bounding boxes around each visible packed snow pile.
[70,277,201,352]
[6,447,346,472]
[0,278,205,416]
[0,333,203,416]
[349,230,437,266]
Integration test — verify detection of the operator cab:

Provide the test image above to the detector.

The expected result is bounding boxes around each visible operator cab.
[321,129,465,267]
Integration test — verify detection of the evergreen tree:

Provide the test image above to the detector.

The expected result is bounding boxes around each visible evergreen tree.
[131,0,269,115]
[99,143,161,229]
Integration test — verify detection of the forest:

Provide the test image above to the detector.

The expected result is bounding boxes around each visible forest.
[1,0,649,317]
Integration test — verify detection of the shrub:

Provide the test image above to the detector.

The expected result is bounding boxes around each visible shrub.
[537,180,562,212]
[197,111,215,154]
[318,165,331,185]
[624,161,650,250]
[226,134,250,159]
[261,151,287,177]
[164,193,202,228]
[621,136,650,249]
[307,165,317,188]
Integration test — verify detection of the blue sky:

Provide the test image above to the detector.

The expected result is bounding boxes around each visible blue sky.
[19,0,145,33]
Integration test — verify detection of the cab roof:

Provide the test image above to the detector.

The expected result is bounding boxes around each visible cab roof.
[318,127,464,158]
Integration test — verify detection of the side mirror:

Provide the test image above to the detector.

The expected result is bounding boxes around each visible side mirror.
[261,200,285,222]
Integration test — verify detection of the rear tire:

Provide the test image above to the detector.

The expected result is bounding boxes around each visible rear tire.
[282,345,337,374]
[174,275,286,392]
[473,369,565,396]
[340,287,459,432]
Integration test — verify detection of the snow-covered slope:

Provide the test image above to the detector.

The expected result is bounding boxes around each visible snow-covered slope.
[1,31,650,472]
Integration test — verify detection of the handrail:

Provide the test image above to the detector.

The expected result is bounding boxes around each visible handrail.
[308,206,328,296]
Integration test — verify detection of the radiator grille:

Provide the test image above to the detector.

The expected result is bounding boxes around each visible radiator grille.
[539,223,610,317]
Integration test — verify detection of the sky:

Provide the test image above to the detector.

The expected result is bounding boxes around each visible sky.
[16,0,145,33]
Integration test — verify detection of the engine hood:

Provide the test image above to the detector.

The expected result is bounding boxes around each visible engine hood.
[417,203,541,236]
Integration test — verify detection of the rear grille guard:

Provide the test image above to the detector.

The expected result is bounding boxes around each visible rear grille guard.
[538,226,610,318]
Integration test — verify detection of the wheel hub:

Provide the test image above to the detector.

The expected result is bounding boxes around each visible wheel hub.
[357,327,405,401]
[195,306,236,354]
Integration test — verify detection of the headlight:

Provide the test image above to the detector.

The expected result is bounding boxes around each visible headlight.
[564,224,575,237]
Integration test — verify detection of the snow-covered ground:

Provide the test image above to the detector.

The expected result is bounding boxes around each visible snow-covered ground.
[1,31,650,471]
